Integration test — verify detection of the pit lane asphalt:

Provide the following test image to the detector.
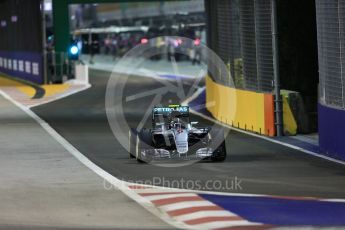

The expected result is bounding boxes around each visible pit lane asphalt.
[33,69,345,199]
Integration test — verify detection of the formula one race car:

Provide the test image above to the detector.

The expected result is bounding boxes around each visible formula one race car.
[128,105,226,163]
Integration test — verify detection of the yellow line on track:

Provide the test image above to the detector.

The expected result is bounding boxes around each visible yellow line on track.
[0,75,36,97]
[0,75,71,98]
[42,84,70,97]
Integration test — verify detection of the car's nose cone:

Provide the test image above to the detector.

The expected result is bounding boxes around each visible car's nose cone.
[174,130,189,154]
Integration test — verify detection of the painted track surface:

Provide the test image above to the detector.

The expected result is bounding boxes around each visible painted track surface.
[199,194,345,226]
[127,185,345,228]
[32,69,345,199]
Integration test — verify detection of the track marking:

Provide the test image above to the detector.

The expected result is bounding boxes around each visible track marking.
[159,200,217,212]
[128,185,154,190]
[175,210,237,222]
[139,192,190,196]
[168,205,224,217]
[167,206,223,216]
[0,90,188,229]
[185,216,244,225]
[143,193,198,201]
[152,196,204,206]
[28,83,91,108]
[190,220,259,229]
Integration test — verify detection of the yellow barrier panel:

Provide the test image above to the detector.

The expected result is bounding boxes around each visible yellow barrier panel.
[282,96,298,135]
[206,76,268,134]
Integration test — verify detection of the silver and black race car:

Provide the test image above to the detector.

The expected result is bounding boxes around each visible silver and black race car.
[128,105,226,163]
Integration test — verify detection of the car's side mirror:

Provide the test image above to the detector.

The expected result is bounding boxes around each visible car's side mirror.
[191,121,199,126]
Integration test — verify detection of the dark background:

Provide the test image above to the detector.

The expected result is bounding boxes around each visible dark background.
[277,0,319,130]
[0,0,42,53]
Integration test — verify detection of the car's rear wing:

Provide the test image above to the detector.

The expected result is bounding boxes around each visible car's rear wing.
[153,105,189,118]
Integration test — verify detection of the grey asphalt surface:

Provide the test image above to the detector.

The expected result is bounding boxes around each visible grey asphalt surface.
[33,69,345,199]
[0,93,173,230]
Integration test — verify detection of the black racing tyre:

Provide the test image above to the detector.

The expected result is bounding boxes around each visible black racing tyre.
[209,126,227,162]
[136,129,153,163]
[128,129,136,159]
[211,141,227,162]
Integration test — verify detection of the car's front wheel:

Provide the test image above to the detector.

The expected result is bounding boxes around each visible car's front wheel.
[209,127,227,162]
[211,141,227,162]
[136,129,153,163]
[128,129,136,159]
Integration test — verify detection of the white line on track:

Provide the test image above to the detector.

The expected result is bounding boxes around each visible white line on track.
[144,193,199,201]
[174,210,236,222]
[0,90,189,230]
[191,220,260,230]
[160,201,217,212]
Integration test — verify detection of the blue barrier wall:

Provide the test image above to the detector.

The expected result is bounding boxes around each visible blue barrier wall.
[0,51,43,84]
[319,104,345,161]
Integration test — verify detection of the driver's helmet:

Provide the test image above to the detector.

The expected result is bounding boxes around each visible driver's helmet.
[174,123,182,129]
[170,111,183,130]
[170,110,182,119]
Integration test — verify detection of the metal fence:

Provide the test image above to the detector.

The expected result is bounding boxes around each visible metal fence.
[254,0,274,92]
[239,0,258,91]
[207,0,274,93]
[316,0,345,109]
[45,51,75,83]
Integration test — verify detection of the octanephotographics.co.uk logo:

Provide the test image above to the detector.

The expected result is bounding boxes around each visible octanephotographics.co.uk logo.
[103,177,243,192]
